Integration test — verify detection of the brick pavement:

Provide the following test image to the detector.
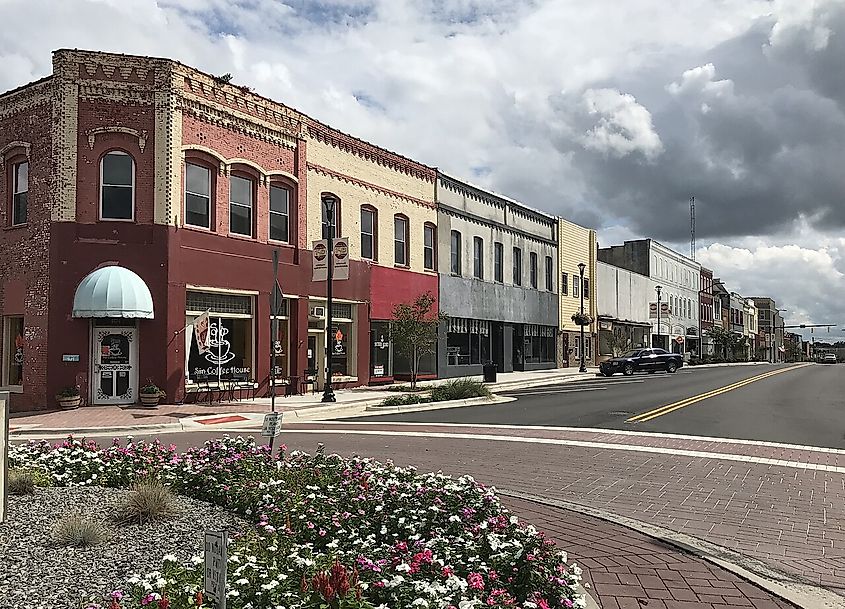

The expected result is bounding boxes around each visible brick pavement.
[275,423,845,596]
[503,496,796,609]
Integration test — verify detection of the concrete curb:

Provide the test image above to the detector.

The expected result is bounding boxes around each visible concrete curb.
[10,421,186,438]
[497,489,843,609]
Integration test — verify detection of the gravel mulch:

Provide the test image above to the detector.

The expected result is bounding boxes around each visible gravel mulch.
[0,486,247,609]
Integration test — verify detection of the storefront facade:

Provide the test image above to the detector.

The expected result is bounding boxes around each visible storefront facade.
[595,261,651,361]
[558,218,597,367]
[0,49,437,412]
[435,173,559,377]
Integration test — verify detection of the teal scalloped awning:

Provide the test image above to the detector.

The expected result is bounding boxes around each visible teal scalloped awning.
[72,266,154,319]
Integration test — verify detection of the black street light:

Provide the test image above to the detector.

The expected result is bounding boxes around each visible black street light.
[578,262,587,373]
[655,285,663,349]
[321,194,338,403]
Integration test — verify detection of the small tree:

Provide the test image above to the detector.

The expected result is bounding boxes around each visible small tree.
[707,326,743,361]
[391,292,447,389]
[605,329,634,357]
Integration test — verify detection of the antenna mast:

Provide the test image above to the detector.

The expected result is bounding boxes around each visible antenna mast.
[690,196,696,260]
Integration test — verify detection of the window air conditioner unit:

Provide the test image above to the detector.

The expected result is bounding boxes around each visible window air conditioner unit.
[311,306,326,318]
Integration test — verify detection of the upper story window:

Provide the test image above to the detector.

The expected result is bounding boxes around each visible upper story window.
[494,242,503,283]
[100,151,134,220]
[512,247,522,286]
[561,272,568,295]
[573,273,579,298]
[11,160,27,225]
[185,163,211,229]
[229,175,253,236]
[450,230,461,275]
[269,184,291,243]
[361,206,377,260]
[394,215,409,266]
[423,223,436,271]
[584,277,590,299]
[529,252,538,289]
[544,258,553,291]
[473,236,484,279]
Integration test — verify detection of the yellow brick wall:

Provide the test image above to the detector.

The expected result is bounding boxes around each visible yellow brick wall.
[306,139,436,273]
[558,218,597,333]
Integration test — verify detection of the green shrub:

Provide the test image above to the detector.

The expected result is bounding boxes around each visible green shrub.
[430,378,491,402]
[8,469,36,495]
[380,394,433,407]
[116,479,177,525]
[52,514,109,547]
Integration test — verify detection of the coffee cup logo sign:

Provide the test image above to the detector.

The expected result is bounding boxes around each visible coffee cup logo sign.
[205,322,236,366]
[333,328,346,355]
[13,334,23,366]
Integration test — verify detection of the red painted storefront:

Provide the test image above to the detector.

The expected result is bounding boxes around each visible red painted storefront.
[0,49,439,412]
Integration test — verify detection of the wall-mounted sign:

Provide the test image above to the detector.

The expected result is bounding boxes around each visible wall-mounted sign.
[62,354,81,362]
[373,365,385,377]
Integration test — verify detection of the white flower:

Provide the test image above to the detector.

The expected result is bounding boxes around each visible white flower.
[162,554,178,563]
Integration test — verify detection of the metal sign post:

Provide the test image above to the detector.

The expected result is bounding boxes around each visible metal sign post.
[204,530,228,609]
[269,249,282,453]
[0,391,8,523]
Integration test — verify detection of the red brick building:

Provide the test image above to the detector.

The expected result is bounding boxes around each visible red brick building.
[0,49,438,412]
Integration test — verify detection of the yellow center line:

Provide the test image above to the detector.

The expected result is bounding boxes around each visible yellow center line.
[626,363,812,423]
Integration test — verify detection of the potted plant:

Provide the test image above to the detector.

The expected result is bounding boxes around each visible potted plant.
[571,312,594,327]
[56,386,81,410]
[139,381,164,407]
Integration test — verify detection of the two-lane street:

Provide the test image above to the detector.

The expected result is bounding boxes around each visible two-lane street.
[355,363,845,448]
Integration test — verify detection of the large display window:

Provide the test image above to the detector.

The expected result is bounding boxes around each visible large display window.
[3,316,24,386]
[185,290,254,384]
[446,318,491,366]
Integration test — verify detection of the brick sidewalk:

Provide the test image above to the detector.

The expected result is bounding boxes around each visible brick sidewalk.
[503,496,795,608]
[275,423,845,596]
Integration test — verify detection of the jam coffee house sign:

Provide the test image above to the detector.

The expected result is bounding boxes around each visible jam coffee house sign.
[189,320,251,380]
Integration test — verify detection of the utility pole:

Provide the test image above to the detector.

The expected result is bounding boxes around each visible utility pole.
[690,196,696,261]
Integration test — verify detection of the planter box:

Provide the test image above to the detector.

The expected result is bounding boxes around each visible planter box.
[139,394,161,407]
[56,396,81,410]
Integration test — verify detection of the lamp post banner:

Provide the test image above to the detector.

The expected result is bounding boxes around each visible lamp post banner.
[332,238,349,281]
[312,240,328,282]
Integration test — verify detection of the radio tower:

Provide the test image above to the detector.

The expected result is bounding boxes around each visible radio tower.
[690,196,696,260]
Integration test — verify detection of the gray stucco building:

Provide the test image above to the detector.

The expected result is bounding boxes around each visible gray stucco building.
[436,173,559,377]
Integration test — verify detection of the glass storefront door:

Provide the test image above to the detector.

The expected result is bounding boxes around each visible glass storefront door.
[92,325,138,404]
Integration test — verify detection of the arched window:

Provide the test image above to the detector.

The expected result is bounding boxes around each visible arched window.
[100,151,135,220]
[360,205,378,260]
[394,214,409,266]
[229,173,254,237]
[185,161,213,229]
[270,182,293,243]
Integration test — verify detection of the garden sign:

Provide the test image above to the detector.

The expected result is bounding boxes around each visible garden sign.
[204,530,228,609]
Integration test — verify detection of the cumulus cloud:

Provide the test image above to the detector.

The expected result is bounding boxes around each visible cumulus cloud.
[580,88,663,160]
[2,0,844,326]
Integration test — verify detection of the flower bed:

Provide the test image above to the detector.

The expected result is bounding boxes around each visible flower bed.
[10,437,584,609]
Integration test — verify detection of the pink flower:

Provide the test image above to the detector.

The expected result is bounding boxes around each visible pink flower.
[467,572,484,590]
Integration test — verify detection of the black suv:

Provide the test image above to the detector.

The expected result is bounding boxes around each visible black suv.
[599,348,684,377]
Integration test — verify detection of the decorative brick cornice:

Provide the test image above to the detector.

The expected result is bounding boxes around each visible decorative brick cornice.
[179,94,298,150]
[308,120,435,182]
[308,163,435,208]
[0,78,52,120]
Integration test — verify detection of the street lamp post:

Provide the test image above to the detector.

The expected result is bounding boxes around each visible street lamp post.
[321,194,338,403]
[655,285,663,349]
[578,262,587,373]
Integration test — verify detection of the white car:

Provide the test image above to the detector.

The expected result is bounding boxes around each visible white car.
[821,353,838,364]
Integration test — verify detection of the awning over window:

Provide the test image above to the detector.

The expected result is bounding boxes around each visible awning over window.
[72,265,154,319]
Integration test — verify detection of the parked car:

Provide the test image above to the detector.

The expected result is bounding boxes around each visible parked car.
[599,348,684,376]
[821,353,838,364]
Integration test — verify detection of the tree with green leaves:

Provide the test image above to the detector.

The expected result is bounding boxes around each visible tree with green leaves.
[706,326,744,360]
[390,292,447,389]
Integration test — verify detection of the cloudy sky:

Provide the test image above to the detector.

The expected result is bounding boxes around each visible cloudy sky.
[2,0,844,340]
